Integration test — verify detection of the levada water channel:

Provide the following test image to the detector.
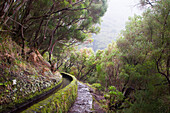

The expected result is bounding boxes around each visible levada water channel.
[8,73,73,113]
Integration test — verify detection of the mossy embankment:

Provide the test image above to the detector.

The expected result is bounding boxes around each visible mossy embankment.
[22,72,78,113]
[0,33,63,112]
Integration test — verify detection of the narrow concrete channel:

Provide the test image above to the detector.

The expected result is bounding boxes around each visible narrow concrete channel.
[5,73,93,113]
[9,73,72,113]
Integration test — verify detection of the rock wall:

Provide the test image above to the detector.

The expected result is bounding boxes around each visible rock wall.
[22,72,78,113]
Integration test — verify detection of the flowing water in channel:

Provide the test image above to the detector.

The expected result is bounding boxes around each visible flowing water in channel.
[10,73,72,113]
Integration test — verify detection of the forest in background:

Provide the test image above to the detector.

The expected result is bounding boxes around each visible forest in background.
[0,0,169,112]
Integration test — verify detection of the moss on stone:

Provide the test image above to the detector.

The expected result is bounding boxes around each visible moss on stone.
[22,72,78,113]
[0,76,62,113]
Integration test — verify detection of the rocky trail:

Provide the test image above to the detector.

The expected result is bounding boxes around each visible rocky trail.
[68,82,93,113]
[68,82,106,113]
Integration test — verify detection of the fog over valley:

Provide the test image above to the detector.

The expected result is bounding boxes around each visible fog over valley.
[85,0,144,51]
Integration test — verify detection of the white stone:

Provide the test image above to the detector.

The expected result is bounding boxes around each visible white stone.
[13,79,17,85]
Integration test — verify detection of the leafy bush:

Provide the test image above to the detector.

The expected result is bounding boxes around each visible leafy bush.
[92,83,102,89]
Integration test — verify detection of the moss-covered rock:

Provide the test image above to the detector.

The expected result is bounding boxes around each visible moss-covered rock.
[22,72,78,113]
[0,73,62,113]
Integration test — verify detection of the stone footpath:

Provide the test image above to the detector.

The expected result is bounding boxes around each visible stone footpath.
[68,82,93,113]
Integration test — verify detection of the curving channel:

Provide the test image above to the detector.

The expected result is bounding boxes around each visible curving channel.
[9,73,73,113]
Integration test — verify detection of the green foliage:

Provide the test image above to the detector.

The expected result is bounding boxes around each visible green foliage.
[62,47,98,81]
[1,0,169,112]
[0,35,3,42]
[42,52,49,61]
[114,0,170,112]
[92,83,102,90]
[53,0,170,112]
[104,86,126,111]
[108,86,116,91]
[67,0,169,112]
[0,0,107,61]
[125,85,170,113]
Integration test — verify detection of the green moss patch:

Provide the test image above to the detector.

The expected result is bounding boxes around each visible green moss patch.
[22,72,78,113]
[0,76,62,113]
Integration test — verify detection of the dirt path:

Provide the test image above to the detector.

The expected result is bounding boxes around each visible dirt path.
[68,82,93,113]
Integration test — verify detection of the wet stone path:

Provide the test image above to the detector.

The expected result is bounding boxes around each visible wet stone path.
[68,82,93,113]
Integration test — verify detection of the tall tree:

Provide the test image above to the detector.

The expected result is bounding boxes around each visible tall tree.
[115,0,170,112]
[0,0,107,64]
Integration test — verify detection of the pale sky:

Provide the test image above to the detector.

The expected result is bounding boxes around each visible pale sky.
[101,0,143,33]
[91,0,144,50]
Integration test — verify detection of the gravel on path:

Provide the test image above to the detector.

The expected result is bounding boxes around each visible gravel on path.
[68,82,93,113]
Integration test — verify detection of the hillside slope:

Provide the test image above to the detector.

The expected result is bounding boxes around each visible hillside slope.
[0,34,62,112]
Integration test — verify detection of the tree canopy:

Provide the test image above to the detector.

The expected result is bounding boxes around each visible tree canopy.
[0,0,169,112]
[0,0,107,63]
[59,0,169,112]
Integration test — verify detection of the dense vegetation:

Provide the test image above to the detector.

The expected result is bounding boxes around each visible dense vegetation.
[0,0,107,64]
[0,0,107,112]
[58,0,170,112]
[0,0,169,112]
